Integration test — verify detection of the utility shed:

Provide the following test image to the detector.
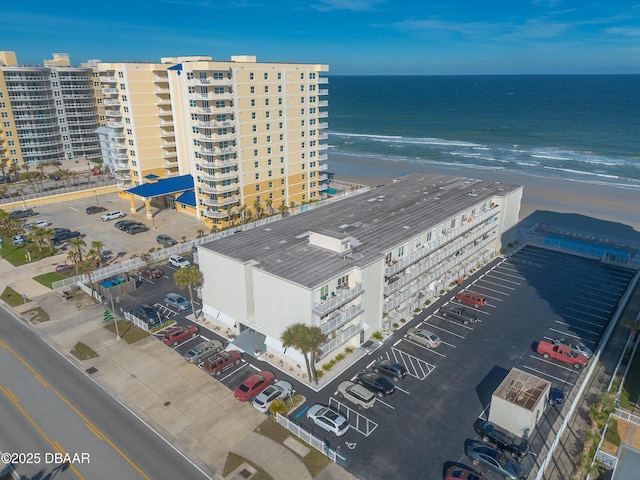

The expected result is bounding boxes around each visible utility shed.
[489,368,550,438]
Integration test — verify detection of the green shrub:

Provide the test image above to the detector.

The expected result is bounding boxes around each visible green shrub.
[414,308,421,313]
[605,419,621,446]
[371,331,383,341]
[322,363,332,371]
[392,323,399,328]
[335,353,345,361]
[424,300,431,306]
[316,370,324,379]
[400,318,406,323]
[344,347,354,354]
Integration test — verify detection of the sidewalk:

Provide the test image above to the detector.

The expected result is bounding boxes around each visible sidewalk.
[0,257,357,480]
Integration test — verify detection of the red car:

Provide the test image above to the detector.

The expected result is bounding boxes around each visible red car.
[203,350,242,376]
[445,466,485,480]
[139,267,163,280]
[537,339,588,368]
[233,370,275,402]
[162,325,200,346]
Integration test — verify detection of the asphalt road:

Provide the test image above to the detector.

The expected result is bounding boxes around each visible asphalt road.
[0,305,213,480]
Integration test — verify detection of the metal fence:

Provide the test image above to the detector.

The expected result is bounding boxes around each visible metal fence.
[613,408,640,426]
[275,413,345,462]
[0,178,117,206]
[595,450,618,470]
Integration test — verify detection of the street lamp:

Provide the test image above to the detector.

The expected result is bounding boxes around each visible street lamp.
[94,190,99,206]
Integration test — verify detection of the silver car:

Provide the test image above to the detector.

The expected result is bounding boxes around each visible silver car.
[406,327,441,348]
[164,293,191,311]
[306,404,349,436]
[337,380,375,410]
[184,340,223,364]
[252,380,293,413]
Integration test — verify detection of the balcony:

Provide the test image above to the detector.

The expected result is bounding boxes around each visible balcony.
[113,162,129,170]
[318,100,329,107]
[384,205,501,277]
[197,133,236,143]
[100,76,116,83]
[165,160,178,169]
[319,322,365,357]
[114,172,131,181]
[319,173,328,181]
[163,151,177,160]
[200,209,226,219]
[200,171,238,182]
[103,99,120,106]
[312,282,364,317]
[317,154,328,162]
[190,92,233,101]
[317,77,329,84]
[318,144,328,151]
[197,120,234,129]
[318,133,328,140]
[319,303,364,335]
[200,196,239,207]
[200,183,239,194]
[156,87,170,94]
[201,145,237,156]
[318,89,329,96]
[318,111,328,118]
[162,141,176,148]
[318,122,328,129]
[105,110,121,118]
[198,158,237,169]
[102,88,118,95]
[318,163,328,171]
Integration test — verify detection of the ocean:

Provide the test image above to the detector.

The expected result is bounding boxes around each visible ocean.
[327,75,640,190]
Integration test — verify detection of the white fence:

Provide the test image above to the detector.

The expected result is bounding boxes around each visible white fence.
[595,450,618,470]
[123,310,150,332]
[275,413,345,462]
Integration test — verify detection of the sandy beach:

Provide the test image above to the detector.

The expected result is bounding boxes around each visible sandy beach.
[327,152,640,241]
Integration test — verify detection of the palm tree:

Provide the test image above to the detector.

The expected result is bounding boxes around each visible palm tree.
[238,204,246,225]
[253,199,262,220]
[173,266,203,319]
[91,240,104,266]
[32,226,54,255]
[70,237,86,262]
[0,157,8,184]
[278,202,289,218]
[265,199,273,215]
[226,205,235,227]
[281,323,327,384]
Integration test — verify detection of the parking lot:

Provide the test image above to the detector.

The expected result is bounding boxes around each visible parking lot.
[99,241,634,480]
[23,192,205,267]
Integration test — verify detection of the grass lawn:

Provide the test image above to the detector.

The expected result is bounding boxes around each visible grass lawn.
[222,452,272,480]
[255,417,330,477]
[24,306,49,323]
[71,342,99,360]
[103,320,150,344]
[1,286,30,307]
[620,346,640,410]
[33,271,69,289]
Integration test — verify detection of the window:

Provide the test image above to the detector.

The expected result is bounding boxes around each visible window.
[251,99,256,107]
[255,173,260,180]
[265,98,269,106]
[250,86,255,93]
[254,149,259,156]
[256,184,260,191]
[300,85,305,92]
[278,98,282,105]
[264,73,268,80]
[118,72,124,78]
[267,159,272,166]
[281,179,285,185]
[266,123,270,130]
[268,170,272,177]
[254,161,259,168]
[253,137,258,145]
[122,95,127,101]
[268,181,273,188]
[264,86,269,93]
[252,112,256,119]
[451,218,456,228]
[249,72,254,80]
[278,85,282,93]
[265,111,270,118]
[277,73,282,80]
[266,136,271,142]
[426,231,432,241]
[188,86,196,94]
[300,73,305,80]
[120,83,126,90]
[280,168,285,174]
[300,97,305,103]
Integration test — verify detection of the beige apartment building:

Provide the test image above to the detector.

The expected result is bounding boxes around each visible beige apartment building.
[91,54,329,228]
[0,51,101,169]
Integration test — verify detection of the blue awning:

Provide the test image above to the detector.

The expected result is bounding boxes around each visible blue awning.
[126,174,194,199]
[176,190,196,207]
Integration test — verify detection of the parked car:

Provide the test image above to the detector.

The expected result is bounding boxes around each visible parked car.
[164,293,191,311]
[306,404,349,436]
[554,338,593,358]
[406,327,441,348]
[252,380,293,413]
[456,291,486,308]
[184,340,224,364]
[156,234,177,246]
[162,325,199,346]
[465,442,525,480]
[445,466,486,480]
[336,380,376,410]
[114,220,138,231]
[548,387,565,406]
[372,358,407,382]
[134,304,162,326]
[53,227,70,234]
[126,224,149,235]
[202,350,243,376]
[441,305,479,325]
[139,267,163,280]
[536,339,588,368]
[169,255,191,268]
[55,264,74,274]
[85,205,107,214]
[32,220,50,229]
[10,208,35,219]
[51,230,81,244]
[356,371,395,398]
[234,370,276,402]
[101,210,125,221]
[475,420,530,459]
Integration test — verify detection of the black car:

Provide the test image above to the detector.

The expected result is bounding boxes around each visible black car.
[52,230,82,244]
[10,208,35,219]
[126,224,149,235]
[134,304,161,325]
[441,305,479,325]
[85,205,107,214]
[356,371,395,397]
[373,358,407,382]
[156,234,177,245]
[475,420,529,459]
[115,220,141,231]
[53,227,70,234]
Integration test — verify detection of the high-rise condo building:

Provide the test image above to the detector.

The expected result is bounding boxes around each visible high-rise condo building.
[0,51,101,168]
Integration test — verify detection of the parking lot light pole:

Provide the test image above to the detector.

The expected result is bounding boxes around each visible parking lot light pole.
[94,190,99,206]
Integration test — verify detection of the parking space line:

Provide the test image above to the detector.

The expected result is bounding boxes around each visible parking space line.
[403,338,447,358]
[558,315,606,330]
[446,302,491,315]
[470,283,511,296]
[564,307,608,321]
[548,327,598,342]
[219,362,248,382]
[423,322,465,340]
[390,348,435,380]
[522,364,575,386]
[394,385,410,395]
[431,314,476,330]
[483,274,521,285]
[200,335,210,341]
[568,300,615,313]
[172,338,196,349]
[528,355,580,373]
[489,269,527,281]
[328,398,379,436]
[571,296,617,308]
[544,334,596,346]
[375,398,395,410]
[474,278,516,290]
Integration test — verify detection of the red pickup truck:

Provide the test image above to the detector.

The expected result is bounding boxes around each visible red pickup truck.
[536,340,588,368]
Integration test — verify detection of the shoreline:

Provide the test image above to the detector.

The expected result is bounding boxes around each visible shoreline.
[327,152,640,239]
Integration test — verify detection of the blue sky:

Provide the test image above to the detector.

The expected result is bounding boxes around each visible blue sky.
[1,0,639,74]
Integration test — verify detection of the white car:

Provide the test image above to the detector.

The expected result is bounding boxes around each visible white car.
[406,327,441,348]
[32,220,50,228]
[101,210,125,221]
[306,404,349,436]
[169,255,191,268]
[252,380,293,413]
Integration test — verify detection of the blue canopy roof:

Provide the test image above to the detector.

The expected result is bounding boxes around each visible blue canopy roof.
[126,174,194,198]
[176,190,196,207]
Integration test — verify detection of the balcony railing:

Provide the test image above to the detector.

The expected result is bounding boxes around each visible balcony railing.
[197,120,235,129]
[201,146,237,156]
[318,163,328,171]
[312,282,364,316]
[197,158,238,169]
[197,133,236,143]
[200,196,238,207]
[319,322,365,356]
[200,183,238,194]
[319,303,364,335]
[200,171,238,182]
[385,205,501,277]
[200,209,226,219]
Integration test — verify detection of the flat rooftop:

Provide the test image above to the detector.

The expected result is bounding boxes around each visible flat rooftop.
[201,172,521,288]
